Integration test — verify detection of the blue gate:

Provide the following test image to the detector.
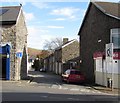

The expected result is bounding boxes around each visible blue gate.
[0,44,10,80]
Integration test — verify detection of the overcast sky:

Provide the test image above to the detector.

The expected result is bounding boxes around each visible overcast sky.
[1,0,119,50]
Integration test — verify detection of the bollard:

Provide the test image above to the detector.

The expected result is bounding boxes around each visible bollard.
[107,78,112,88]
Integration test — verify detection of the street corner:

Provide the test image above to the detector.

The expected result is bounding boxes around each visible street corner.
[18,76,34,84]
[90,85,119,95]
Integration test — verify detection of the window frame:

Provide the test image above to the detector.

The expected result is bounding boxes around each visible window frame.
[110,28,120,49]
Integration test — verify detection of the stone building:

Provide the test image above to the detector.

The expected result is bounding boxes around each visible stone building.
[0,6,28,80]
[44,38,80,75]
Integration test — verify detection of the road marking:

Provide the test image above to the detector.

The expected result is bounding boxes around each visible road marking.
[54,82,62,89]
[61,87,68,90]
[59,86,62,89]
[67,98,79,100]
[70,88,79,91]
[51,84,58,88]
[80,89,90,92]
[41,95,48,98]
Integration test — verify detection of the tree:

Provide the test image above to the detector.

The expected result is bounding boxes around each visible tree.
[32,58,40,71]
[37,50,50,59]
[36,50,50,69]
[32,50,50,71]
[43,37,63,51]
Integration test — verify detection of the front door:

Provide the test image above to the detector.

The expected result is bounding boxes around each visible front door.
[0,44,10,80]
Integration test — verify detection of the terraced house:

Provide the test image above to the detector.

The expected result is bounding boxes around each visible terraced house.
[44,38,80,75]
[0,5,28,80]
[78,1,120,88]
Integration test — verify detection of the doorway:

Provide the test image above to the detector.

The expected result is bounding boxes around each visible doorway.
[2,54,7,79]
[0,44,10,80]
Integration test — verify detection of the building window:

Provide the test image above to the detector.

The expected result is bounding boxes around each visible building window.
[110,28,120,49]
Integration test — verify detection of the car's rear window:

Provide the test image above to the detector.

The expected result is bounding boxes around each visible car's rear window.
[65,70,70,74]
[70,71,81,75]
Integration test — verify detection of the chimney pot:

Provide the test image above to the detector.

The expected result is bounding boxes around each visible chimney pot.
[63,38,68,44]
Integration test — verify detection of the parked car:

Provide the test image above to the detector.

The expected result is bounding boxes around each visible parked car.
[61,69,85,83]
[39,68,46,72]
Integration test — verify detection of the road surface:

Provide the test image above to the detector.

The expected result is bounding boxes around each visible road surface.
[0,70,119,102]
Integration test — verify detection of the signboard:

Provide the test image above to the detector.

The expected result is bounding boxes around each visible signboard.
[93,52,105,59]
[16,52,22,58]
[106,43,113,62]
[113,52,120,60]
[93,52,120,60]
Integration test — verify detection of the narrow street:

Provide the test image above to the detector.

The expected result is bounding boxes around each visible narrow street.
[1,70,119,102]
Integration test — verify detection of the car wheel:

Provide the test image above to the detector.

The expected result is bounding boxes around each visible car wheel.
[61,77,64,82]
[66,79,69,84]
[62,79,64,82]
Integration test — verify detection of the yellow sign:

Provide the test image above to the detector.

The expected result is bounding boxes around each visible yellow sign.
[0,54,7,58]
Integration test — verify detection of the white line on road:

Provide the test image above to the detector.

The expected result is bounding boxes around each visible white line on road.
[67,98,79,100]
[70,88,79,91]
[80,89,90,92]
[51,85,58,88]
[60,87,68,90]
[55,82,62,89]
[41,95,48,98]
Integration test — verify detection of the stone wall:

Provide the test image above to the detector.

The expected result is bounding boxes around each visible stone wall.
[1,8,28,80]
[1,25,16,80]
[61,40,79,73]
[15,8,28,80]
[52,40,79,74]
[62,40,79,63]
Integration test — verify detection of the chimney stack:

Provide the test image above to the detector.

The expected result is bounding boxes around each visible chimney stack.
[63,38,68,44]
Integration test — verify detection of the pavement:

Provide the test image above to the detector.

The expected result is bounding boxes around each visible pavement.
[90,85,119,95]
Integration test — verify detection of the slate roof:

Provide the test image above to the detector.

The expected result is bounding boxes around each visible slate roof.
[78,1,120,35]
[94,2,120,19]
[0,6,21,25]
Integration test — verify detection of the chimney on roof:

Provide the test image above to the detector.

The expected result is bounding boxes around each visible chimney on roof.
[63,38,68,44]
[20,3,22,6]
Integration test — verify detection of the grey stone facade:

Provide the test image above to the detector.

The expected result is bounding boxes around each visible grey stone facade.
[62,40,79,63]
[45,39,80,75]
[1,6,28,80]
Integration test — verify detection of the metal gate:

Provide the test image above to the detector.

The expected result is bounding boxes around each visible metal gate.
[0,44,10,80]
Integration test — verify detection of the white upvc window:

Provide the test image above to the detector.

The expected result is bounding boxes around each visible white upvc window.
[110,28,120,49]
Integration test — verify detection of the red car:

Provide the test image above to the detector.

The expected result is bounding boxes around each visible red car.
[61,69,85,83]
